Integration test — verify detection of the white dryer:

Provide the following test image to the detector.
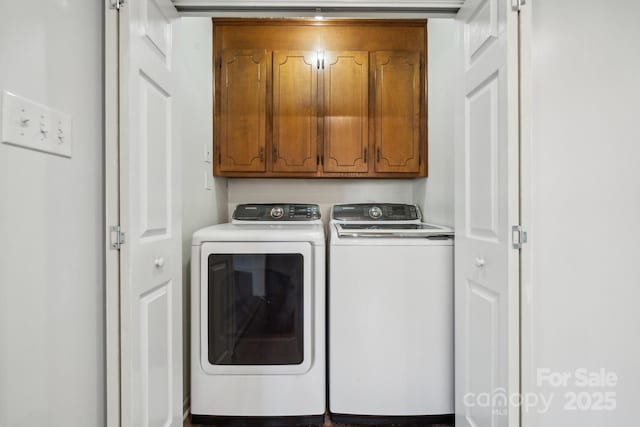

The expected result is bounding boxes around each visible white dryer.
[191,204,325,425]
[328,203,454,425]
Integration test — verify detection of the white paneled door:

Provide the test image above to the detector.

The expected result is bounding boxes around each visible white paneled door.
[119,1,182,426]
[454,0,520,426]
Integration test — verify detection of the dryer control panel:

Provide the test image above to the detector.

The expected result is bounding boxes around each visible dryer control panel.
[332,203,420,221]
[233,203,321,221]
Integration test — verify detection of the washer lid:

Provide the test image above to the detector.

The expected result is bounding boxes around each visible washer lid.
[335,222,453,239]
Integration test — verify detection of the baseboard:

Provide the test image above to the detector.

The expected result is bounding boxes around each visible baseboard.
[190,414,325,426]
[183,395,191,421]
[329,413,455,425]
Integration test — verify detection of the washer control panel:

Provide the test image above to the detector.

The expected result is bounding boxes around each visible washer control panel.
[233,203,321,221]
[332,203,420,221]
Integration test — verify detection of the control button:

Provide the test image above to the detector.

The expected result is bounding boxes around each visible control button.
[368,206,383,219]
[270,206,285,219]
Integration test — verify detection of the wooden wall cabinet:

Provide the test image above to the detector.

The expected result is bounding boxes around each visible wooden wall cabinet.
[212,20,427,178]
[323,51,370,174]
[272,51,319,173]
[218,49,268,173]
[373,51,422,174]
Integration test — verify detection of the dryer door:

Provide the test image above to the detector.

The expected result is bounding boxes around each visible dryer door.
[199,241,313,375]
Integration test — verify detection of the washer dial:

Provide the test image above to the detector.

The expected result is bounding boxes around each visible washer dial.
[368,206,383,219]
[270,206,285,219]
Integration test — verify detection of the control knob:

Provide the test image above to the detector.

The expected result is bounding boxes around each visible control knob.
[270,206,285,219]
[368,206,383,219]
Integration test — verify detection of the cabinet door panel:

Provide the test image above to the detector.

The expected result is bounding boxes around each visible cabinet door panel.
[273,51,319,173]
[323,51,369,173]
[373,51,421,173]
[219,49,267,172]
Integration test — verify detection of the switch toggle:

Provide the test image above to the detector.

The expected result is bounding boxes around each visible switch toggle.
[19,114,30,128]
[39,118,49,141]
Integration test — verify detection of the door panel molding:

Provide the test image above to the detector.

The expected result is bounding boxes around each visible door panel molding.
[218,49,268,172]
[465,70,500,242]
[373,50,421,173]
[323,51,369,173]
[272,51,319,173]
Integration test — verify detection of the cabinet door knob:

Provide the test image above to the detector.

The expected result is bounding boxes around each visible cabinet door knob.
[259,146,264,162]
[363,147,368,163]
[475,257,486,268]
[376,147,381,162]
[155,257,165,268]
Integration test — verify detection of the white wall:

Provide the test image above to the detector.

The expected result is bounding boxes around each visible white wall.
[523,1,640,425]
[228,179,413,220]
[0,1,104,426]
[413,19,455,226]
[175,17,229,406]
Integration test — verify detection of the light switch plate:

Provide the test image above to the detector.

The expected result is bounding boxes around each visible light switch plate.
[1,91,72,158]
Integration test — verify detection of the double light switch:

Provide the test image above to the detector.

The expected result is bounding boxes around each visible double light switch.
[1,91,72,158]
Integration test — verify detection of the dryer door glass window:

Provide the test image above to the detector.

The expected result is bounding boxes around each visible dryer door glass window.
[208,253,304,365]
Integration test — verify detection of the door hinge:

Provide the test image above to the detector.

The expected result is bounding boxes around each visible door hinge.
[512,0,526,12]
[512,225,528,250]
[110,225,126,250]
[110,0,125,10]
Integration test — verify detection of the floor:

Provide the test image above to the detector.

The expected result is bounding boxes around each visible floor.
[184,414,453,427]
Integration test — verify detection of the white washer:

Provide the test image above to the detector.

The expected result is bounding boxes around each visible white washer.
[191,204,325,425]
[328,203,454,424]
